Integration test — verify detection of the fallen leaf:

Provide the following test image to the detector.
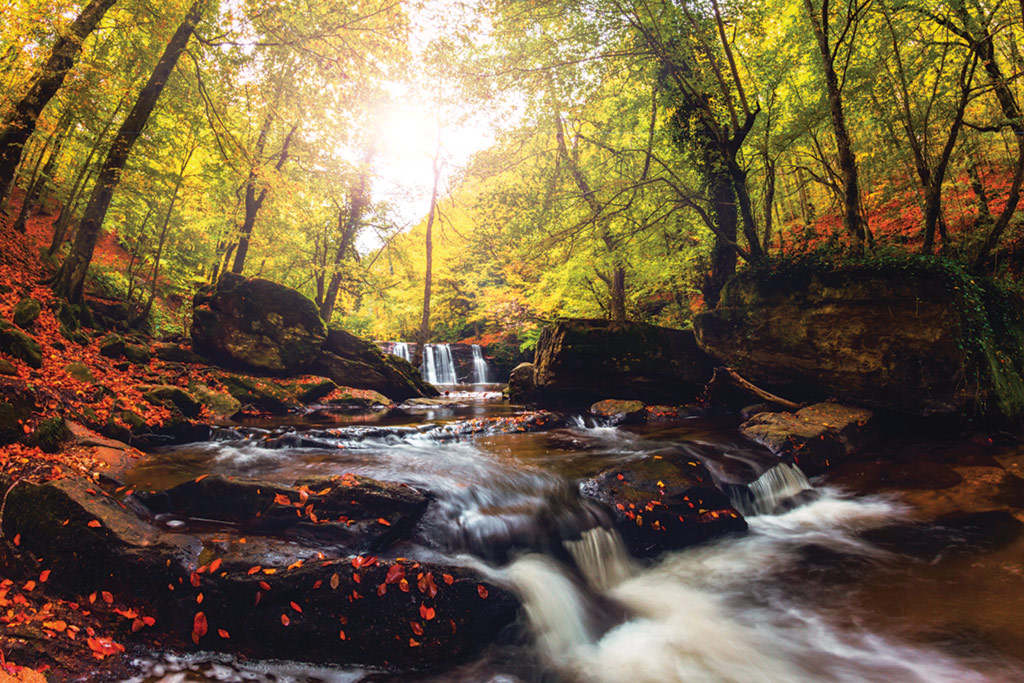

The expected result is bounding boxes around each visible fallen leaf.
[191,612,208,644]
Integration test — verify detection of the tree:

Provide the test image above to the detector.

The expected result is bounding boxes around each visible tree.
[53,0,209,302]
[0,0,118,204]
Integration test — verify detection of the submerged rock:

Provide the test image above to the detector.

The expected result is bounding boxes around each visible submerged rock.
[191,272,327,374]
[533,319,714,407]
[581,455,746,557]
[590,399,646,425]
[740,402,875,474]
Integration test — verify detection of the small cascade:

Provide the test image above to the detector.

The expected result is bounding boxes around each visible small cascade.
[729,462,814,516]
[507,555,595,657]
[391,341,411,362]
[421,343,457,385]
[471,344,489,384]
[564,527,636,592]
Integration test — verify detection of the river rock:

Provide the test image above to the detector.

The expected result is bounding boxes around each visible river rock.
[143,385,203,419]
[98,333,126,358]
[191,272,327,374]
[590,399,646,424]
[314,329,438,402]
[694,264,1024,418]
[507,362,539,403]
[0,380,37,444]
[533,319,714,406]
[0,475,517,669]
[0,319,42,368]
[12,296,41,328]
[581,455,747,556]
[740,402,875,475]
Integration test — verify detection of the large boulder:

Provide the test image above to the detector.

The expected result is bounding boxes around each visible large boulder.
[532,319,714,406]
[314,329,438,402]
[0,319,42,368]
[506,362,539,403]
[694,263,1024,418]
[581,454,747,557]
[191,272,327,374]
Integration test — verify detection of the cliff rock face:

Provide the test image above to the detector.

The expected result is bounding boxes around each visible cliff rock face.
[694,265,1024,418]
[532,319,714,406]
[192,272,326,374]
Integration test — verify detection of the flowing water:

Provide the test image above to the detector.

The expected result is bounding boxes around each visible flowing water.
[420,344,458,385]
[125,394,1024,682]
[471,344,489,384]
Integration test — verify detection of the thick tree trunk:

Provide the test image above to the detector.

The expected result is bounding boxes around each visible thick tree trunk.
[0,0,118,201]
[414,135,443,369]
[703,161,738,308]
[52,0,207,302]
[320,172,371,323]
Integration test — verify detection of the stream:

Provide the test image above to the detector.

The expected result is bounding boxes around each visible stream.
[123,390,1024,682]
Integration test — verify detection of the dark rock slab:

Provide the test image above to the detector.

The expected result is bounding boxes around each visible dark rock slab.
[314,329,438,402]
[533,319,714,407]
[590,399,646,425]
[0,318,42,368]
[581,455,747,557]
[12,296,41,328]
[507,362,538,403]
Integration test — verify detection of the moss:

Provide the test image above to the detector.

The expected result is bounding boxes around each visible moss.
[29,417,72,453]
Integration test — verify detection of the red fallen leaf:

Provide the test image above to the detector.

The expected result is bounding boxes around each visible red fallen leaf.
[273,493,292,506]
[409,638,421,647]
[353,573,361,584]
[218,629,230,639]
[399,578,410,592]
[290,601,303,613]
[330,573,340,590]
[410,620,424,635]
[254,591,263,606]
[87,520,102,528]
[101,591,114,604]
[351,555,377,569]
[340,615,348,625]
[12,534,19,546]
[39,569,50,583]
[22,580,36,592]
[477,584,489,599]
[247,565,262,575]
[131,618,145,633]
[442,573,454,585]
[88,592,97,604]
[450,619,457,634]
[191,612,208,644]
[259,581,271,591]
[377,583,387,596]
[142,616,156,627]
[419,603,435,621]
[195,474,210,483]
[313,580,322,589]
[196,593,204,604]
[209,558,222,573]
[377,518,391,526]
[190,572,201,587]
[385,564,405,584]
[280,614,290,627]
[87,636,124,659]
[616,473,624,481]
[113,607,138,619]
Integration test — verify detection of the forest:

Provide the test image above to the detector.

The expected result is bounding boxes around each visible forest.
[1,0,1022,351]
[2,0,1024,681]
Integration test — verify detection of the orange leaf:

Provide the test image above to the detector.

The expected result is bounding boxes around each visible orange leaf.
[259,581,271,591]
[247,565,261,575]
[377,583,387,597]
[39,569,51,583]
[101,591,113,604]
[377,518,391,526]
[385,564,405,584]
[289,601,302,613]
[209,558,222,573]
[22,580,36,592]
[280,614,290,627]
[419,603,435,621]
[409,638,421,647]
[339,629,347,640]
[87,520,102,528]
[195,474,210,483]
[477,584,489,599]
[218,629,230,639]
[273,493,291,506]
[330,573,340,590]
[191,612,208,644]
[442,573,454,585]
[410,620,424,635]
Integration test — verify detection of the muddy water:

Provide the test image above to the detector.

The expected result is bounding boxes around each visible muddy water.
[124,393,1024,682]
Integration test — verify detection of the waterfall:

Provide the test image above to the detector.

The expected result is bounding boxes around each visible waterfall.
[729,462,814,516]
[390,341,411,362]
[471,344,489,384]
[421,344,457,385]
[563,527,636,592]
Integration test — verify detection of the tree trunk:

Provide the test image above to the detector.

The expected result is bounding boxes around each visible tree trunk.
[320,170,372,323]
[703,160,738,308]
[0,0,118,201]
[52,0,207,303]
[803,0,867,251]
[414,132,443,369]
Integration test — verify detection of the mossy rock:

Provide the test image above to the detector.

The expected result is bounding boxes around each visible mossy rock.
[63,361,96,384]
[143,385,202,419]
[28,417,72,453]
[12,297,41,329]
[98,333,126,358]
[0,319,42,368]
[0,359,16,376]
[215,373,297,414]
[0,381,37,444]
[153,342,193,363]
[123,343,151,365]
[292,378,338,404]
[188,382,242,419]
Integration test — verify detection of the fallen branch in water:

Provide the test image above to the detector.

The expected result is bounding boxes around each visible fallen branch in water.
[703,366,803,411]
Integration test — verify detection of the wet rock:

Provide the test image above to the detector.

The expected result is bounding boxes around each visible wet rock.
[0,319,42,368]
[533,319,714,407]
[694,265,1024,418]
[0,380,36,445]
[187,381,242,419]
[581,455,747,557]
[741,402,875,475]
[861,510,1024,563]
[143,385,202,419]
[590,399,646,425]
[134,474,430,551]
[645,404,702,421]
[123,343,151,365]
[28,416,71,453]
[0,358,17,375]
[507,362,538,403]
[12,296,41,328]
[315,329,438,402]
[191,272,327,374]
[0,476,517,668]
[215,373,300,414]
[291,377,337,404]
